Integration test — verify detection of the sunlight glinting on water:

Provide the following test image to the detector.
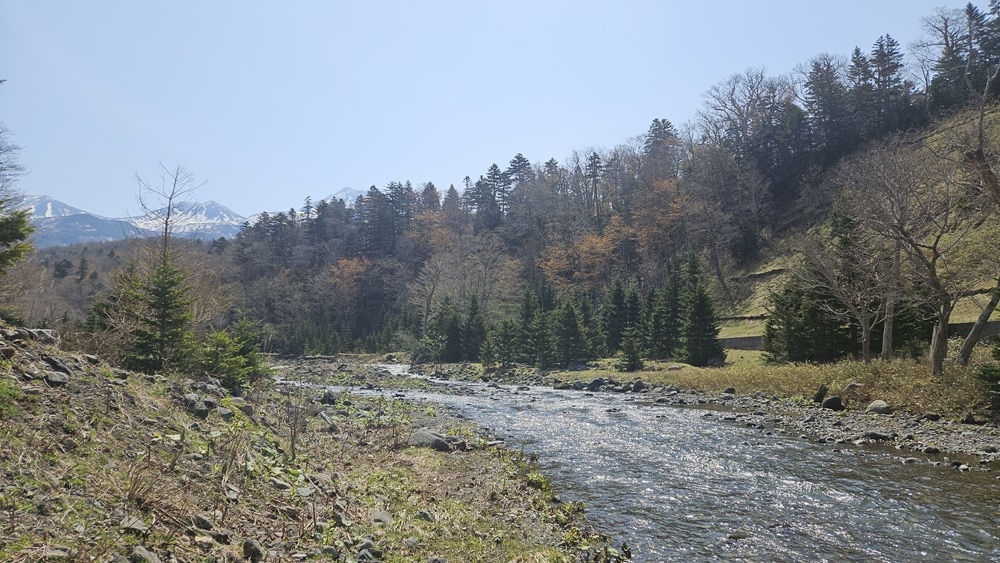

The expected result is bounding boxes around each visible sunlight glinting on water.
[327,370,1000,561]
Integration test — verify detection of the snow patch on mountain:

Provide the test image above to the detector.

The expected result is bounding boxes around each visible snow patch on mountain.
[124,201,247,238]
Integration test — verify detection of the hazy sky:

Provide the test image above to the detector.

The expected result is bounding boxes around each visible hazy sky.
[1,1,980,218]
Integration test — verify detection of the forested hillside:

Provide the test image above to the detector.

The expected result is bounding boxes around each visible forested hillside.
[7,4,1000,377]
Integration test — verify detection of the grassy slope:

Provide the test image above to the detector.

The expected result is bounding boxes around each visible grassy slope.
[0,337,621,562]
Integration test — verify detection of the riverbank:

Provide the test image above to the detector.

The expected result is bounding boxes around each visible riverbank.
[288,357,1000,471]
[0,336,625,561]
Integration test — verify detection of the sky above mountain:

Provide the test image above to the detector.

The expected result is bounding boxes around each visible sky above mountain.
[2,0,979,218]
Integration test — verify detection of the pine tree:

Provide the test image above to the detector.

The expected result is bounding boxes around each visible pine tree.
[761,279,854,363]
[647,271,682,360]
[127,258,193,373]
[552,301,588,368]
[462,296,486,362]
[678,256,726,367]
[615,325,645,372]
[492,320,519,367]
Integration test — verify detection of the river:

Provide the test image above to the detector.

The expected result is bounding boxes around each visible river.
[320,366,1000,561]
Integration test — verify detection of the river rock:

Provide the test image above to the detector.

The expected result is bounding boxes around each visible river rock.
[243,539,264,563]
[821,396,844,411]
[129,546,162,563]
[43,354,73,374]
[587,377,606,392]
[408,430,451,452]
[190,513,214,530]
[633,380,648,392]
[813,383,829,403]
[44,371,69,386]
[866,400,892,415]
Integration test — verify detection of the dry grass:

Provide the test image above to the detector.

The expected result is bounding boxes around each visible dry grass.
[547,345,995,419]
[0,342,622,562]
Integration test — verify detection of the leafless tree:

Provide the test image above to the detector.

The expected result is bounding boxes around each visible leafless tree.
[838,136,993,375]
[134,163,205,263]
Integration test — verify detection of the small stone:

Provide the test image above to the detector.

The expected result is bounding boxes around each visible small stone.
[923,446,941,455]
[218,407,234,422]
[129,546,162,563]
[121,516,149,534]
[270,477,292,490]
[863,431,892,441]
[821,396,844,411]
[43,354,73,374]
[866,400,892,415]
[415,510,434,522]
[408,430,451,452]
[404,537,420,548]
[902,457,921,464]
[373,510,394,524]
[295,486,314,497]
[43,545,72,559]
[44,371,69,386]
[723,387,736,395]
[921,412,942,421]
[243,539,264,563]
[190,513,214,530]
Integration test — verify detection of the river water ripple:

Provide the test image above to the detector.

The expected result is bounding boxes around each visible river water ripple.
[323,367,1000,561]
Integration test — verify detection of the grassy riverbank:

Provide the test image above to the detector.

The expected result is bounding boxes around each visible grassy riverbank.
[0,335,624,561]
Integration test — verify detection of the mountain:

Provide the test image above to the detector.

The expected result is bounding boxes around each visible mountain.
[21,195,98,219]
[125,201,247,240]
[327,187,366,206]
[21,194,152,248]
[19,196,247,248]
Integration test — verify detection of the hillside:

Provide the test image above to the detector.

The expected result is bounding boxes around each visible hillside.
[0,328,616,561]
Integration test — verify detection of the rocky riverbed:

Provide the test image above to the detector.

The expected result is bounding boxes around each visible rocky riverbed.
[286,358,1000,472]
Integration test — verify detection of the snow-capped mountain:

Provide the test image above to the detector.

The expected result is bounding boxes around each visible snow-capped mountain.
[327,187,366,206]
[19,196,247,248]
[21,194,100,219]
[124,201,247,239]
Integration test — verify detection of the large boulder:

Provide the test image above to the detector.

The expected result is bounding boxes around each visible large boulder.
[586,378,606,392]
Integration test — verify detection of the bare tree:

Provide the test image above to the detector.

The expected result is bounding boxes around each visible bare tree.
[798,227,894,362]
[838,136,993,375]
[134,163,205,263]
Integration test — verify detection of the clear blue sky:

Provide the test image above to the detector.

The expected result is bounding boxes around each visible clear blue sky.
[1,0,979,218]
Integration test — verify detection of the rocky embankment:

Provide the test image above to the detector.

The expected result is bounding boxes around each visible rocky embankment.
[0,337,625,562]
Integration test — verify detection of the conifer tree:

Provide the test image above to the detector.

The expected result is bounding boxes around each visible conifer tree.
[492,319,519,367]
[678,256,726,367]
[463,296,486,362]
[616,325,645,372]
[127,258,193,373]
[553,301,588,368]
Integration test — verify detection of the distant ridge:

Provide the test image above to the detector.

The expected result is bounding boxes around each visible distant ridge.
[19,195,247,248]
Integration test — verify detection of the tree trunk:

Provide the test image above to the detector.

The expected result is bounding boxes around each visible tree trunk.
[881,243,901,361]
[860,324,872,363]
[881,297,895,361]
[930,318,949,376]
[955,280,1000,366]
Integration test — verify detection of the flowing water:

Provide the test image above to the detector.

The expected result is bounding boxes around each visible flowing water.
[317,366,1000,561]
